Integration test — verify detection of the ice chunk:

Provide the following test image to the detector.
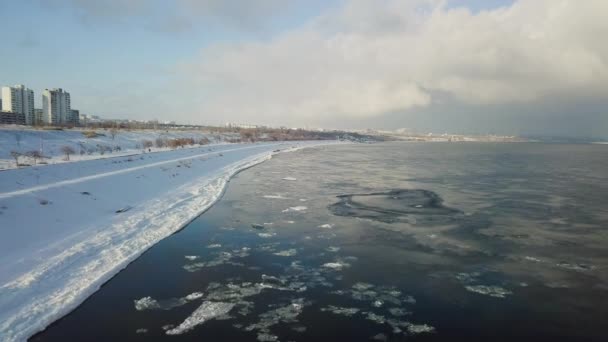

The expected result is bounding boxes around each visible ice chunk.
[135,328,148,334]
[282,177,297,181]
[274,249,297,257]
[407,323,435,334]
[258,232,276,238]
[166,301,235,335]
[282,206,308,213]
[184,255,199,261]
[207,244,222,248]
[318,224,334,229]
[185,292,204,301]
[326,246,340,252]
[134,297,160,311]
[322,261,350,270]
[388,308,410,317]
[263,195,287,199]
[465,285,512,298]
[320,305,360,316]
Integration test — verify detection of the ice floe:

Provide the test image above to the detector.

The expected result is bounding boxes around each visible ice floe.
[258,232,277,238]
[465,285,512,298]
[207,243,222,248]
[322,261,351,270]
[282,206,308,213]
[318,223,334,229]
[320,305,360,316]
[165,301,235,335]
[274,249,297,257]
[134,291,204,311]
[184,255,199,261]
[244,298,309,341]
[282,177,297,181]
[326,246,340,252]
[262,195,287,199]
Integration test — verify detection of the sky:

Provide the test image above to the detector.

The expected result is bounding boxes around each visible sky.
[0,0,607,138]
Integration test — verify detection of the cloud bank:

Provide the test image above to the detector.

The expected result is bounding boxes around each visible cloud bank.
[177,0,607,130]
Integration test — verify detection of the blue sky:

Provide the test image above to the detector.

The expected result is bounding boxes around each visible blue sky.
[1,0,606,137]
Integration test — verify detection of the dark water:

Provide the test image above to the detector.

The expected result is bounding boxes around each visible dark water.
[32,143,608,341]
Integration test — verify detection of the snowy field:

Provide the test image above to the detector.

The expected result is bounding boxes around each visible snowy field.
[0,140,337,341]
[0,127,239,170]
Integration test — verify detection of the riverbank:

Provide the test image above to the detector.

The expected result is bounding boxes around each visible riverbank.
[0,140,337,341]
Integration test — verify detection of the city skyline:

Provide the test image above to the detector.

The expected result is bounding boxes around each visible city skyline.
[1,0,607,138]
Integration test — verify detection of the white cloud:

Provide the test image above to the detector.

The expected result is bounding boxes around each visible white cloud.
[180,0,608,125]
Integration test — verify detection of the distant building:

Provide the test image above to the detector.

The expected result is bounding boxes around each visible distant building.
[69,109,80,125]
[0,111,26,125]
[34,108,43,125]
[42,88,71,125]
[1,85,35,125]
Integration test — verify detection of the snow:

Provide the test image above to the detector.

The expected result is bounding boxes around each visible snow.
[0,127,239,170]
[0,139,337,341]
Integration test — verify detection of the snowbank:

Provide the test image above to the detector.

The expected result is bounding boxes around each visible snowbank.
[0,140,335,341]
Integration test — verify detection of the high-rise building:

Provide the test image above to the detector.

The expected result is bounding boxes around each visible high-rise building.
[42,88,71,125]
[1,85,35,125]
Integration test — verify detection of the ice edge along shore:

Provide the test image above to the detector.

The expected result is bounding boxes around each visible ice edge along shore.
[0,141,336,342]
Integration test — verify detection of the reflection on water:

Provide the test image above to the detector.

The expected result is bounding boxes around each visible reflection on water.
[32,143,608,341]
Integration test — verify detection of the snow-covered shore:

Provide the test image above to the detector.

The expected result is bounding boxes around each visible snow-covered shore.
[0,127,239,170]
[0,140,336,341]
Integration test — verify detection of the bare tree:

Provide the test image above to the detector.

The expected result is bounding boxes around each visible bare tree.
[110,128,118,141]
[61,146,75,161]
[25,150,43,165]
[10,151,21,166]
[142,140,153,152]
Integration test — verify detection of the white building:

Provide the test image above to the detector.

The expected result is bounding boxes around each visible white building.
[1,85,35,125]
[42,88,71,125]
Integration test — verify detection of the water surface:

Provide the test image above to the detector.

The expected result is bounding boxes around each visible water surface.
[33,142,608,341]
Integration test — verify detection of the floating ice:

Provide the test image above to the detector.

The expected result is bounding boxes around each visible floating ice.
[318,224,334,229]
[134,297,160,311]
[244,298,308,339]
[326,246,340,252]
[184,255,199,261]
[320,305,360,316]
[465,285,512,298]
[322,261,350,270]
[524,256,542,262]
[183,250,248,272]
[556,262,595,272]
[274,249,297,257]
[185,292,204,301]
[388,308,410,317]
[263,195,287,199]
[407,323,435,334]
[282,206,308,213]
[134,291,204,311]
[372,300,384,307]
[258,232,276,238]
[207,244,222,248]
[365,312,386,324]
[285,220,295,224]
[135,328,148,334]
[372,333,387,341]
[282,177,297,181]
[292,325,307,333]
[166,301,235,335]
